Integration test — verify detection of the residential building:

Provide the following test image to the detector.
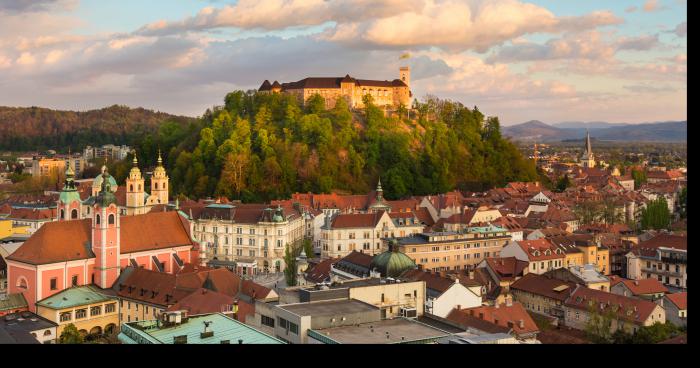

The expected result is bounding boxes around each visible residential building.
[660,292,686,328]
[191,203,305,274]
[320,210,423,259]
[83,144,132,161]
[394,225,511,272]
[510,273,575,324]
[399,268,481,318]
[610,276,668,301]
[626,234,686,290]
[35,285,119,337]
[563,285,665,334]
[446,301,540,342]
[31,157,66,178]
[500,239,565,274]
[544,265,610,291]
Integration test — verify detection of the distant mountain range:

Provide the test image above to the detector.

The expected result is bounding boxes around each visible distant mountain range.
[502,120,687,142]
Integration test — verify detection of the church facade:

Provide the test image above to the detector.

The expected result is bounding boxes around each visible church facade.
[259,67,412,110]
[6,166,198,312]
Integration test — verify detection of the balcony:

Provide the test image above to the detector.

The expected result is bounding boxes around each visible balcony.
[660,256,686,265]
[641,267,683,278]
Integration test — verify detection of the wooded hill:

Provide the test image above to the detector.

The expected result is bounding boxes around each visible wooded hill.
[0,105,195,151]
[116,91,538,202]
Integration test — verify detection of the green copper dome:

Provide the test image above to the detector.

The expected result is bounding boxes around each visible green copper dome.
[370,239,416,278]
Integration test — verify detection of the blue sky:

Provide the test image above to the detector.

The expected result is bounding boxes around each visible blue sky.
[0,0,686,125]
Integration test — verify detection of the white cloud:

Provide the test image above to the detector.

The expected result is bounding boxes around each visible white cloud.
[16,51,36,65]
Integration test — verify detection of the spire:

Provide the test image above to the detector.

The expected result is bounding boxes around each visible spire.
[586,130,592,155]
[376,177,384,202]
[157,149,163,166]
[133,152,138,167]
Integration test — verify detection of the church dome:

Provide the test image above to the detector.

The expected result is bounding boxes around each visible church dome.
[92,166,118,193]
[370,239,416,278]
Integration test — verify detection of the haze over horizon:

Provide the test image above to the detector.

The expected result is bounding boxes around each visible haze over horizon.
[0,0,687,125]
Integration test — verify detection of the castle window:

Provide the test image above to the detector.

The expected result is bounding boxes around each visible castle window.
[109,214,115,225]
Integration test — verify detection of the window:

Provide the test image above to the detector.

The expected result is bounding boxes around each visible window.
[261,315,275,328]
[105,303,116,313]
[108,214,115,225]
[289,322,299,335]
[44,330,52,336]
[60,312,72,322]
[71,209,78,219]
[71,275,78,286]
[75,309,87,319]
[50,278,57,290]
[96,214,101,225]
[90,306,102,316]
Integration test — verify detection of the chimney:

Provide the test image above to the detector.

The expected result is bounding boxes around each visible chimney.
[469,270,475,280]
[518,319,525,329]
[634,280,639,286]
[456,304,461,310]
[495,303,500,309]
[506,298,513,307]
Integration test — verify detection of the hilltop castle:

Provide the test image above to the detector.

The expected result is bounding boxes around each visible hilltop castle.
[258,67,412,110]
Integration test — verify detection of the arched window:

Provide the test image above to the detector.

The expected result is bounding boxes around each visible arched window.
[155,182,159,190]
[16,277,28,290]
[163,183,167,189]
[87,207,90,214]
[60,209,65,219]
[96,214,101,225]
[71,209,78,219]
[130,184,134,192]
[138,184,141,191]
[108,214,115,225]
[44,330,52,336]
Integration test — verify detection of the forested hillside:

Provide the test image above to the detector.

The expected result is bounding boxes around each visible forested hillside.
[123,91,537,202]
[0,105,195,151]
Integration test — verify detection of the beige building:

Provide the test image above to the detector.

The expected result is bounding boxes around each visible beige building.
[35,285,119,337]
[320,211,424,259]
[31,157,66,178]
[192,204,305,274]
[394,225,511,272]
[259,67,412,110]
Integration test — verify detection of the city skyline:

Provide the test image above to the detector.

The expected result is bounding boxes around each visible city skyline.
[0,0,687,125]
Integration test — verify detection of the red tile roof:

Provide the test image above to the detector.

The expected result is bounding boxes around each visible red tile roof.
[516,239,564,261]
[484,257,529,281]
[510,273,576,302]
[399,269,459,294]
[565,286,660,325]
[637,234,687,251]
[8,211,194,265]
[665,292,687,310]
[447,302,539,337]
[166,288,235,315]
[331,211,385,229]
[304,257,339,283]
[614,278,669,296]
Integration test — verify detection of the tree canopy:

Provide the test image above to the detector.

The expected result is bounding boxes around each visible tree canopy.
[132,91,537,201]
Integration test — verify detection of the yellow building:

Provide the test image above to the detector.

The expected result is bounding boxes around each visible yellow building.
[1,219,30,240]
[31,157,66,178]
[394,226,511,272]
[35,285,119,337]
[259,67,412,110]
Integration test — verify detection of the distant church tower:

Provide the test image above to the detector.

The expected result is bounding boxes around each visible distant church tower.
[581,130,596,168]
[92,168,120,289]
[57,165,81,221]
[150,150,169,205]
[125,153,146,215]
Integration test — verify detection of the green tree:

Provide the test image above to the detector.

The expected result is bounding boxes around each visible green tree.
[59,323,84,344]
[555,174,572,192]
[631,169,647,189]
[283,244,298,286]
[584,305,617,344]
[678,187,687,218]
[640,197,671,230]
[302,238,314,258]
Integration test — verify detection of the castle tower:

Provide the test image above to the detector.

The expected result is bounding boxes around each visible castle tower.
[399,66,411,88]
[151,150,169,205]
[581,130,596,168]
[92,168,120,289]
[125,153,146,215]
[57,164,82,221]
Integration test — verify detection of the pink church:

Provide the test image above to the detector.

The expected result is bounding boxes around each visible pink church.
[5,167,200,312]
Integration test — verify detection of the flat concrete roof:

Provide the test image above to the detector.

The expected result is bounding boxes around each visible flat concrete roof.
[310,318,450,344]
[279,299,378,317]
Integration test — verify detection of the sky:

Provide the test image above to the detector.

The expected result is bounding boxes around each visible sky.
[0,0,687,125]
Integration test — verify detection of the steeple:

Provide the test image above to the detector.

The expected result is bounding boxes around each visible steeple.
[157,149,163,166]
[57,163,80,221]
[151,149,169,205]
[585,130,592,155]
[376,177,384,202]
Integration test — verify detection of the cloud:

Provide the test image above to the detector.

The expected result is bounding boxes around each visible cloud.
[137,0,425,35]
[487,31,617,63]
[643,0,658,11]
[673,22,687,37]
[0,0,76,13]
[616,34,660,51]
[625,6,637,13]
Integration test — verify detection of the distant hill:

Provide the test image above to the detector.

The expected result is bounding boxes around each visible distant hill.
[503,120,687,142]
[0,105,195,152]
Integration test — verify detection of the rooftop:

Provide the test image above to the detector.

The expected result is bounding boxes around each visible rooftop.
[36,285,114,310]
[279,298,378,317]
[0,312,57,344]
[119,313,283,344]
[309,317,450,344]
